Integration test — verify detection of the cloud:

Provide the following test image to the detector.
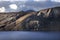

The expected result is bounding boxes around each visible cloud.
[51,0,60,2]
[0,0,28,1]
[9,4,18,10]
[0,7,5,12]
[0,1,60,12]
[34,0,47,2]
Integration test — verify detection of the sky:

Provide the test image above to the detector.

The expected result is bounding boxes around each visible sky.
[0,0,60,12]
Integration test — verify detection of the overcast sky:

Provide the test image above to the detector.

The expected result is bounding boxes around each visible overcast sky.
[0,0,60,12]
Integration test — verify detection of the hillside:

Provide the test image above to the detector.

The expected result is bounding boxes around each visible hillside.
[0,7,60,31]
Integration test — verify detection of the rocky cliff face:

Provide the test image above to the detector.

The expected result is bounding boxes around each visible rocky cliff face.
[0,7,60,31]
